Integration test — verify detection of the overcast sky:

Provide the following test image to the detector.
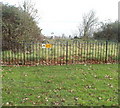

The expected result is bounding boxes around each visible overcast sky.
[1,0,119,36]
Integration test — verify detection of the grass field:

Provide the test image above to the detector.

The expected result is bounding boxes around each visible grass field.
[2,64,118,106]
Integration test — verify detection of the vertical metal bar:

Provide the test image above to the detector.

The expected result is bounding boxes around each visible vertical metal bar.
[55,42,57,65]
[74,41,76,64]
[82,41,84,62]
[26,41,28,65]
[12,41,14,65]
[66,41,68,65]
[90,42,92,62]
[23,41,26,65]
[77,41,79,63]
[112,42,114,60]
[86,41,88,63]
[39,41,40,65]
[111,42,114,62]
[62,42,64,65]
[73,41,75,64]
[60,42,62,65]
[86,41,88,62]
[76,41,77,63]
[17,41,19,65]
[114,42,116,63]
[53,42,55,65]
[102,42,104,63]
[44,43,46,65]
[41,43,42,65]
[16,41,18,65]
[5,41,7,64]
[33,41,35,65]
[117,42,119,63]
[2,44,4,65]
[30,41,32,65]
[8,41,10,65]
[113,42,115,62]
[15,42,17,65]
[56,42,58,65]
[103,41,105,63]
[45,43,47,65]
[71,42,73,64]
[105,41,108,63]
[21,41,23,65]
[84,41,86,63]
[25,41,27,65]
[28,41,30,64]
[27,41,30,65]
[54,42,56,65]
[10,41,12,65]
[70,42,72,64]
[57,42,59,65]
[109,42,111,58]
[34,41,36,64]
[91,42,94,61]
[36,41,38,64]
[81,43,83,63]
[87,41,89,63]
[116,43,117,63]
[77,41,79,64]
[58,41,60,65]
[94,42,96,62]
[97,41,99,62]
[48,43,50,65]
[5,42,7,64]
[107,41,109,62]
[99,42,102,62]
[63,43,64,65]
[46,43,47,65]
[51,42,53,65]
[47,44,49,65]
[89,42,91,63]
[95,42,97,61]
[77,42,80,64]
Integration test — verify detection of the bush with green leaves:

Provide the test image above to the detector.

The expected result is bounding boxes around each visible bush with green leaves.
[2,3,43,51]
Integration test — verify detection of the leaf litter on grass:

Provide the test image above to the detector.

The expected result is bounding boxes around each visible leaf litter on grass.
[2,64,118,106]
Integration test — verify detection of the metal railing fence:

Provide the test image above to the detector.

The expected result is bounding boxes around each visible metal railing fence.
[1,40,119,65]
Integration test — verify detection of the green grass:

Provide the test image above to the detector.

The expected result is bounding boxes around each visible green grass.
[2,64,118,106]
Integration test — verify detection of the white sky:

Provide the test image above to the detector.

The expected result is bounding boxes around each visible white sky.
[1,0,119,36]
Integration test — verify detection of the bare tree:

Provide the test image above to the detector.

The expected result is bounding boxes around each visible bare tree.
[78,10,98,40]
[19,0,40,22]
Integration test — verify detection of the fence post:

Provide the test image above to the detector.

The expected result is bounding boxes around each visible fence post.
[66,41,68,65]
[23,41,26,65]
[105,40,108,63]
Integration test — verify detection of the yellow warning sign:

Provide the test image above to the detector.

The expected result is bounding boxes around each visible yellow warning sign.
[45,44,52,48]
